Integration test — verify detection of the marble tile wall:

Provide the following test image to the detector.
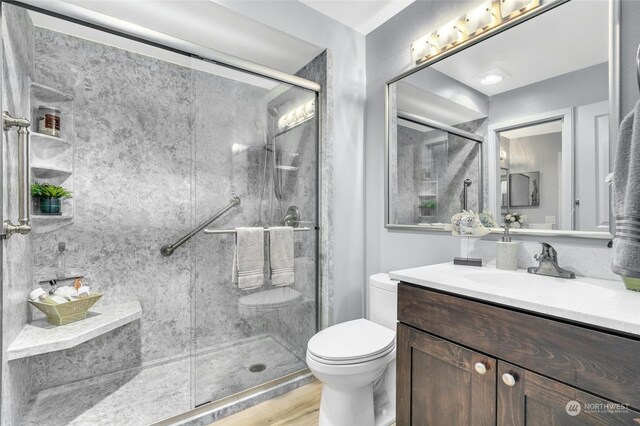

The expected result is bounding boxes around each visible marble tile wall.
[446,118,486,219]
[28,25,323,412]
[1,5,34,425]
[391,118,486,225]
[304,51,333,329]
[29,27,195,391]
[193,52,324,397]
[263,52,324,356]
[191,68,270,355]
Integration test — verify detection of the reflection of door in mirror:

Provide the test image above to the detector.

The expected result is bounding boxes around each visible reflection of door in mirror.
[499,121,562,230]
[576,100,610,232]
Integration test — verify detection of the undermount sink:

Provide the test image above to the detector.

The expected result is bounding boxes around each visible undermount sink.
[462,270,618,298]
[462,269,617,303]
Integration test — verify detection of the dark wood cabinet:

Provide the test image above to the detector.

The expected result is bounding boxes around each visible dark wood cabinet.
[397,324,496,426]
[397,283,640,426]
[497,362,640,425]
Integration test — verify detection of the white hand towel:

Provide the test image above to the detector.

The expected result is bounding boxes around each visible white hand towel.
[232,227,265,290]
[612,99,640,281]
[269,226,295,287]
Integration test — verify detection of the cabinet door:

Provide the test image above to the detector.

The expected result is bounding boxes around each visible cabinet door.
[397,324,496,426]
[498,361,640,425]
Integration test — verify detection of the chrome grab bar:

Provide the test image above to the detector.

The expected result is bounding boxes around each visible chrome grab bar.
[3,111,31,238]
[160,196,240,256]
[203,227,311,235]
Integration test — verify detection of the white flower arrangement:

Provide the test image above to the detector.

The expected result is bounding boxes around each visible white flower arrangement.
[504,212,527,228]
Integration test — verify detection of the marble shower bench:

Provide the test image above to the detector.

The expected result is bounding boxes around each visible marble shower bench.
[7,301,142,361]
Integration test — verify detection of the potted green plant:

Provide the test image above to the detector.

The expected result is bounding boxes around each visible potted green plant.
[419,200,437,216]
[31,182,72,215]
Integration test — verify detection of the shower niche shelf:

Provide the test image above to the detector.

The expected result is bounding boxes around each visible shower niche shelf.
[30,80,75,233]
[30,81,73,103]
[31,165,73,180]
[7,301,142,361]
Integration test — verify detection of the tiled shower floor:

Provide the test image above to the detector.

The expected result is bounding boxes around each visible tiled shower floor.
[20,334,307,426]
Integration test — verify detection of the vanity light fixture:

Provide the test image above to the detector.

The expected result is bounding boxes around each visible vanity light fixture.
[410,0,540,66]
[276,98,316,132]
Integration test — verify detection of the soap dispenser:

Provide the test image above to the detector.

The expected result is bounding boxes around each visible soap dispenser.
[496,226,518,270]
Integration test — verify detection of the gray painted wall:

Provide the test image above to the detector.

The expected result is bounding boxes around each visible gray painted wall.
[365,1,476,292]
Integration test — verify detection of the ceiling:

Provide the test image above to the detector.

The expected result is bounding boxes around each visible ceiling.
[31,0,323,75]
[299,0,414,34]
[431,0,609,96]
[397,81,486,126]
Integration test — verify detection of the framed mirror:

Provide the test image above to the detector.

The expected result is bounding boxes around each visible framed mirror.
[385,0,618,239]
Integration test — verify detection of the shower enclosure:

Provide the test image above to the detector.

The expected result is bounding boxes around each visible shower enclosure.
[390,112,483,226]
[1,2,321,425]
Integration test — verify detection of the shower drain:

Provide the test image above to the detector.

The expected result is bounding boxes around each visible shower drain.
[249,363,267,373]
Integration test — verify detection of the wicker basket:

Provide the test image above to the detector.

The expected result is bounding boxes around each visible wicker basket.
[29,293,103,325]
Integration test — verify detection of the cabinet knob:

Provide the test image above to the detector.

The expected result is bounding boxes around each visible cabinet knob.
[474,362,487,375]
[502,373,517,387]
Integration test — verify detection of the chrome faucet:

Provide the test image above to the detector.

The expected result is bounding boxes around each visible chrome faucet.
[527,242,575,279]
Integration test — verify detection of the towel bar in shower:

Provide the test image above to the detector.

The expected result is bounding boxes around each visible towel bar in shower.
[160,196,240,256]
[203,227,311,235]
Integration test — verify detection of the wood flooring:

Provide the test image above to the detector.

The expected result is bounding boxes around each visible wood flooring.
[212,381,322,425]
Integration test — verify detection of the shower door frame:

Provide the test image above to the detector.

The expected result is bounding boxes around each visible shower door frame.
[0,0,324,421]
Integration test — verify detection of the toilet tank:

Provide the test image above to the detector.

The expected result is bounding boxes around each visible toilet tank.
[367,273,399,332]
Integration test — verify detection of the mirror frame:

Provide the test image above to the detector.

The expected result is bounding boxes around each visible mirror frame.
[384,0,619,240]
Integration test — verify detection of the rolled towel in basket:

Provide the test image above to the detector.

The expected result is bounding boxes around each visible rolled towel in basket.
[612,99,640,290]
[232,227,265,290]
[269,226,295,287]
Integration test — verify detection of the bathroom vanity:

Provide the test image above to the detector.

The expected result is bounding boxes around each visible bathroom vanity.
[391,263,640,425]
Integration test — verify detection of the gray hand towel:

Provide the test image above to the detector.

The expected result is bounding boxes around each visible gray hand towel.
[612,100,640,280]
[269,226,295,287]
[232,227,265,290]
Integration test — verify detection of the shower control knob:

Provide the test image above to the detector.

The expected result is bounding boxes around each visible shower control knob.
[474,362,487,375]
[502,373,517,387]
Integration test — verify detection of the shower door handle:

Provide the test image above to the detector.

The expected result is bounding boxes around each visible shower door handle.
[3,111,32,238]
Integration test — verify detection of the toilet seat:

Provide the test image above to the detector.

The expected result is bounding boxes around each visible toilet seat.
[307,319,396,365]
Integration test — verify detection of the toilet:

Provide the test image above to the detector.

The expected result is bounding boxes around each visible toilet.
[306,273,398,426]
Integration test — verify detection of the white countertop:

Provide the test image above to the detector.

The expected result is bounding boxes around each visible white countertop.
[390,263,640,337]
[8,301,142,360]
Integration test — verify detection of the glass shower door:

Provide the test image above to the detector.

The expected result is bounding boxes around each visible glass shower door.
[191,62,319,406]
